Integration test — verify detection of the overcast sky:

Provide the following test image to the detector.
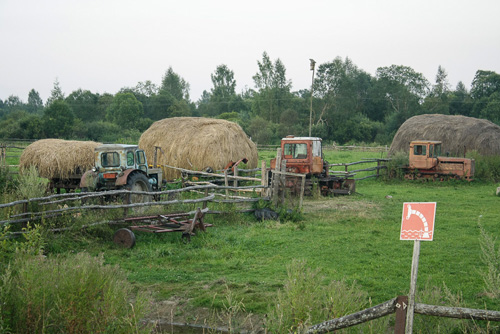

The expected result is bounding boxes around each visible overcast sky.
[1,0,499,104]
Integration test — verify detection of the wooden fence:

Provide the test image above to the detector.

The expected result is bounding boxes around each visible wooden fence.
[306,295,500,334]
[0,142,29,171]
[329,158,390,181]
[0,183,269,235]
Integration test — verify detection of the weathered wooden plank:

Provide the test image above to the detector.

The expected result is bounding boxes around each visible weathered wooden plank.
[415,303,500,321]
[305,297,397,333]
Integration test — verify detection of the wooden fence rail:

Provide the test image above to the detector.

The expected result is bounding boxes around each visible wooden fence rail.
[329,158,389,181]
[306,295,500,334]
[0,184,269,226]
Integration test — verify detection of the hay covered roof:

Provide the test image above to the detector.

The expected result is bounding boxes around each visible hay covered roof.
[389,114,500,156]
[138,117,258,180]
[20,139,101,179]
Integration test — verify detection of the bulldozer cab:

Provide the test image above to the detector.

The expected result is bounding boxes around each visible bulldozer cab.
[409,140,441,170]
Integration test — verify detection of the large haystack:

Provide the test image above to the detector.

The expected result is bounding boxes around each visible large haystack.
[389,114,500,156]
[20,139,101,179]
[139,117,258,180]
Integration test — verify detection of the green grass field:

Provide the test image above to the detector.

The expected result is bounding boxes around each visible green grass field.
[4,147,500,332]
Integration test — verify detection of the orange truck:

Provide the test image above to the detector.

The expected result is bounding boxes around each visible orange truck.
[405,140,475,180]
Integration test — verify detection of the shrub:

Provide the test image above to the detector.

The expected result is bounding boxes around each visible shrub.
[468,151,500,182]
[15,165,48,200]
[382,151,409,180]
[0,251,151,334]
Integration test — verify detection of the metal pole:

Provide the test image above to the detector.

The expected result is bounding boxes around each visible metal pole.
[309,59,316,137]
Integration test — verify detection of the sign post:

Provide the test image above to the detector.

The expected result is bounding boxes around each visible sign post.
[400,202,436,334]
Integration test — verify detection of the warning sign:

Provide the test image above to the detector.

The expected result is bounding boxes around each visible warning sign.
[400,202,436,241]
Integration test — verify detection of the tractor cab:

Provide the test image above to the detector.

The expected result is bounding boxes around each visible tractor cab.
[409,140,441,170]
[80,144,163,191]
[271,136,326,175]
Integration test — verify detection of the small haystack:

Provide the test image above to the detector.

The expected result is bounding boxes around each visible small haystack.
[139,117,258,180]
[20,139,101,179]
[389,114,500,156]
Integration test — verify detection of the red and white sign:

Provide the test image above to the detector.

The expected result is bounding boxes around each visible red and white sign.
[400,202,436,241]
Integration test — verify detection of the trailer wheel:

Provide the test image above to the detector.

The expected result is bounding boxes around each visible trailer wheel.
[113,228,136,248]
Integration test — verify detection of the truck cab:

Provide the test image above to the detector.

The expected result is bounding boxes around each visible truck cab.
[271,136,326,175]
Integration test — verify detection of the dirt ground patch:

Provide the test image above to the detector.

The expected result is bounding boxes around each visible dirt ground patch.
[144,297,265,333]
[301,196,380,219]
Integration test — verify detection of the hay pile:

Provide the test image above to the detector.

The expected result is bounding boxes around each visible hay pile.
[139,117,258,180]
[20,139,101,179]
[389,114,500,156]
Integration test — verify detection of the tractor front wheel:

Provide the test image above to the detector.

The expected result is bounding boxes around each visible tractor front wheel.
[125,173,152,203]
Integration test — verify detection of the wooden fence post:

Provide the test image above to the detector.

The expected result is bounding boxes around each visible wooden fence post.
[233,166,238,188]
[280,159,286,206]
[224,169,229,199]
[261,160,268,197]
[272,148,282,206]
[299,174,306,209]
[394,295,408,334]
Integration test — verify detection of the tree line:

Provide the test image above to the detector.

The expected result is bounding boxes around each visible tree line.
[1,52,499,145]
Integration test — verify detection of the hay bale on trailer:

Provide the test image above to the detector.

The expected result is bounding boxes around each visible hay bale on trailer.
[20,139,101,190]
[138,117,258,180]
[389,114,500,157]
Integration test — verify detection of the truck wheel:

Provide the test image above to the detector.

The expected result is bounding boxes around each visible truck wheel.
[126,173,152,203]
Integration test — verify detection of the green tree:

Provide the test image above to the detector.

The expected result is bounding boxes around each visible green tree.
[27,89,44,114]
[252,52,293,123]
[200,64,247,117]
[42,100,75,138]
[247,116,275,144]
[375,65,429,137]
[449,81,473,116]
[106,92,144,128]
[160,67,190,101]
[313,57,373,142]
[65,89,100,121]
[479,92,500,124]
[168,99,191,117]
[46,78,65,106]
[423,65,451,114]
[470,70,500,100]
[1,95,25,118]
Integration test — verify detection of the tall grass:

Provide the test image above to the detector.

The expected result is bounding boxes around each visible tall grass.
[265,259,388,333]
[479,221,500,299]
[0,251,152,334]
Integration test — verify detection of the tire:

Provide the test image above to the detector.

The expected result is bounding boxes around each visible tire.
[125,173,152,203]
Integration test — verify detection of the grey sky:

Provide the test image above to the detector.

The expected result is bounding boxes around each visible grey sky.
[1,0,499,103]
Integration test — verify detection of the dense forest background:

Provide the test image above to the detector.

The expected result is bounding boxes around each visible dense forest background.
[1,52,499,145]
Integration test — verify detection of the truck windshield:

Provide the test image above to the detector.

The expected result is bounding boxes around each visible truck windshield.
[101,152,120,167]
[283,143,308,159]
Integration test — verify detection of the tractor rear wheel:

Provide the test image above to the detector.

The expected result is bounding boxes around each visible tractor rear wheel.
[125,173,152,203]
